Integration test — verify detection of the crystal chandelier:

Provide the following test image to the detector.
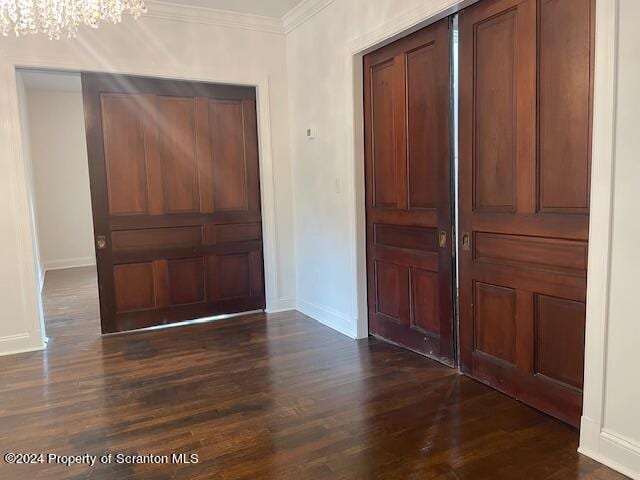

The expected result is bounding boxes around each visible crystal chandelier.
[0,0,146,39]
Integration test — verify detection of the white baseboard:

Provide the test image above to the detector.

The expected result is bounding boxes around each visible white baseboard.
[273,296,297,312]
[43,256,96,272]
[579,415,602,455]
[0,332,45,356]
[597,431,640,479]
[579,415,640,479]
[297,299,356,339]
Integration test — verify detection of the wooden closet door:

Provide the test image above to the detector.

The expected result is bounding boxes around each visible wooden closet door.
[458,0,594,426]
[364,18,454,364]
[82,74,265,333]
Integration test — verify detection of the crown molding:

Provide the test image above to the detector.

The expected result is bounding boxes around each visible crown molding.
[140,0,333,36]
[143,0,285,34]
[282,0,335,34]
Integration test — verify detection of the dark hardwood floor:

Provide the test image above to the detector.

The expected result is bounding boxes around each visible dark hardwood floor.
[0,268,625,479]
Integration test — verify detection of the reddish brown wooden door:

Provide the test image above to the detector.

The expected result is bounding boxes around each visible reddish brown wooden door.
[458,0,594,426]
[82,74,265,333]
[364,18,455,364]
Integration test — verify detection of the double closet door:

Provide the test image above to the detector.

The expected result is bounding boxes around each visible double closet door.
[82,74,265,334]
[364,0,593,427]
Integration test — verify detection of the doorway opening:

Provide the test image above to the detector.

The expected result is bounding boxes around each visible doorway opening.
[362,0,594,428]
[17,69,101,343]
[17,68,269,342]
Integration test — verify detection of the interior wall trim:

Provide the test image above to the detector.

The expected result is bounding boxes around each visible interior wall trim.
[43,256,96,272]
[282,0,335,34]
[581,419,640,479]
[577,1,639,478]
[1,55,283,355]
[347,0,476,54]
[142,0,285,34]
[273,296,296,312]
[141,0,339,37]
[297,299,356,339]
[0,333,43,356]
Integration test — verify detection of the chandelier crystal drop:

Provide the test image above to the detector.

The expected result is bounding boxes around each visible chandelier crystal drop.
[0,0,147,39]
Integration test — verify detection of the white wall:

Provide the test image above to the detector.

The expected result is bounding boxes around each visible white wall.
[25,87,96,273]
[286,0,466,337]
[0,8,296,354]
[605,0,640,443]
[3,74,48,354]
[16,75,41,282]
[578,0,640,477]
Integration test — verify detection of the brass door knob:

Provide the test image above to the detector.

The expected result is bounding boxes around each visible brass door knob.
[96,235,107,250]
[439,230,447,248]
[461,232,470,251]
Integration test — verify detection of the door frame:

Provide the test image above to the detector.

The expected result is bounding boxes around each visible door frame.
[343,0,618,466]
[6,57,283,347]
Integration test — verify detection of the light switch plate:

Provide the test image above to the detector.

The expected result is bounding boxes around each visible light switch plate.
[306,127,317,139]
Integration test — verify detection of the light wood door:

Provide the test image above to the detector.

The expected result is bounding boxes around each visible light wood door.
[458,0,594,426]
[364,18,455,364]
[82,74,265,333]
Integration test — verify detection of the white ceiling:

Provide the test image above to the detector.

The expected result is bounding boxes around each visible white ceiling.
[161,0,305,17]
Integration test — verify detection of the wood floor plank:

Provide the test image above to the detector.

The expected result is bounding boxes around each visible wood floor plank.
[0,267,626,479]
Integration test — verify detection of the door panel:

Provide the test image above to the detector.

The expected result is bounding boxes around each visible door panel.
[83,74,265,333]
[364,18,454,364]
[370,61,398,209]
[474,283,517,364]
[157,96,200,214]
[406,43,439,211]
[167,258,206,306]
[216,254,251,299]
[375,261,406,321]
[100,94,149,216]
[111,226,203,251]
[410,269,440,335]
[535,294,586,389]
[459,0,593,426]
[538,0,592,213]
[113,263,155,313]
[206,251,262,301]
[474,10,518,212]
[209,99,250,212]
